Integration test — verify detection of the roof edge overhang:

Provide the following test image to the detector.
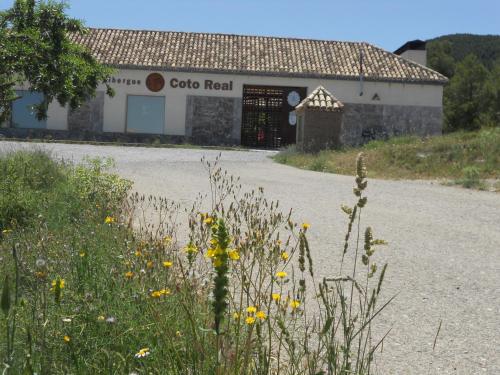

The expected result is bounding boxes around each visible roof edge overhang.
[103,63,448,85]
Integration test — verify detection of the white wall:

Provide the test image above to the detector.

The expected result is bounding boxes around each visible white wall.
[12,68,443,135]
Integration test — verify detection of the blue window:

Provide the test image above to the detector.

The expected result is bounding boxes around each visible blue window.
[11,91,47,129]
[126,95,165,134]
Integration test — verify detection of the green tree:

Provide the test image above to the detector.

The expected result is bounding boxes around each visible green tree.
[0,0,113,124]
[428,40,456,78]
[483,61,500,127]
[444,54,492,131]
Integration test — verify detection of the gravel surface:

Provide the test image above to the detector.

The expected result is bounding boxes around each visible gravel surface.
[1,141,499,374]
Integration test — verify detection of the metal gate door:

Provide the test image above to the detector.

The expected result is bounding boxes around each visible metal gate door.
[241,85,306,148]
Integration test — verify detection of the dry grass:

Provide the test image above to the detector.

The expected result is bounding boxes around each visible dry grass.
[274,128,500,182]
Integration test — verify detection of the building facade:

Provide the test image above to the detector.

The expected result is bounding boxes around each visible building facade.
[3,29,447,148]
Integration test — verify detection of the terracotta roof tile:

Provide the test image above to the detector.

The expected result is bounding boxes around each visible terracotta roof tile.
[296,86,344,112]
[71,28,447,84]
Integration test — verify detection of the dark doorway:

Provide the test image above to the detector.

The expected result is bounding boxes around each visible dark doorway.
[241,85,307,148]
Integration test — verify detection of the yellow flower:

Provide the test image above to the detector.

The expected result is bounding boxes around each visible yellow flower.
[184,243,198,254]
[79,251,86,257]
[228,249,240,260]
[256,311,267,321]
[135,249,142,257]
[35,271,46,279]
[281,252,289,261]
[125,271,134,279]
[146,261,154,269]
[134,347,150,358]
[51,278,65,290]
[203,217,213,225]
[163,236,172,244]
[97,315,105,321]
[302,222,310,230]
[272,293,281,302]
[290,300,301,310]
[276,271,287,279]
[104,216,115,224]
[163,261,173,268]
[151,291,162,298]
[213,258,223,268]
[2,229,12,235]
[233,312,240,320]
[176,330,183,337]
[246,306,257,314]
[245,316,255,325]
[63,335,71,343]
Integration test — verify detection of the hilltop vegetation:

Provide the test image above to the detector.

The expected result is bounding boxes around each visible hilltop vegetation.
[427,34,500,70]
[426,34,500,132]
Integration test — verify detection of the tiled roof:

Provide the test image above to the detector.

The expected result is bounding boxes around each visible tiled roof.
[71,28,447,84]
[296,86,344,112]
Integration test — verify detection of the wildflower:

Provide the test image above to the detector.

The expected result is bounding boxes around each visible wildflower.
[63,335,71,343]
[97,315,105,321]
[245,316,255,325]
[281,252,289,261]
[233,312,240,320]
[183,243,198,254]
[246,306,257,314]
[162,261,173,268]
[272,293,281,302]
[163,236,172,244]
[1,229,12,235]
[213,258,223,268]
[106,316,117,324]
[150,291,162,298]
[175,330,183,337]
[302,223,310,230]
[289,300,301,310]
[256,311,267,321]
[276,271,287,279]
[146,261,154,269]
[227,249,240,261]
[134,249,142,257]
[62,318,72,323]
[104,216,115,224]
[35,271,46,279]
[125,271,134,279]
[79,251,86,258]
[203,217,213,225]
[51,278,65,291]
[134,348,150,358]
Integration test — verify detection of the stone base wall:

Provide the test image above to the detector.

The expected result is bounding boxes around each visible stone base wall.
[185,95,242,146]
[68,92,104,132]
[341,103,443,146]
[299,111,343,152]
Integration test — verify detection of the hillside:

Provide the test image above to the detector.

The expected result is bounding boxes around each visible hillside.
[427,34,500,69]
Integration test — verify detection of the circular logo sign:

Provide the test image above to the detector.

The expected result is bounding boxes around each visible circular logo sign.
[287,91,301,107]
[146,73,165,92]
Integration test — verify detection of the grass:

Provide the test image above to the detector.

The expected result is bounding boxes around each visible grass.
[0,150,395,374]
[274,128,500,188]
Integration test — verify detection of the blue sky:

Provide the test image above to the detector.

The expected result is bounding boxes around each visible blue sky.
[1,0,498,51]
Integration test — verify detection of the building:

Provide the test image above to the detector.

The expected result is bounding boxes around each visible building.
[3,28,447,148]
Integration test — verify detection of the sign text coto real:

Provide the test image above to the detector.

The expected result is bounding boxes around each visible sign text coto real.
[170,78,233,91]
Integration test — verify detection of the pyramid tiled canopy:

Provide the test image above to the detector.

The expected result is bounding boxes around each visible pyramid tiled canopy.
[70,28,448,84]
[296,86,344,112]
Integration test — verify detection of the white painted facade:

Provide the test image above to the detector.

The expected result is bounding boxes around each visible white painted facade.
[7,69,443,135]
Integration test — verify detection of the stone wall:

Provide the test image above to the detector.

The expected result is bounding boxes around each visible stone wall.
[185,95,242,145]
[298,111,343,152]
[68,92,104,132]
[341,103,443,146]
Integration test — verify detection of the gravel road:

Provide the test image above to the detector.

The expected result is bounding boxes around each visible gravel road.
[1,141,499,374]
